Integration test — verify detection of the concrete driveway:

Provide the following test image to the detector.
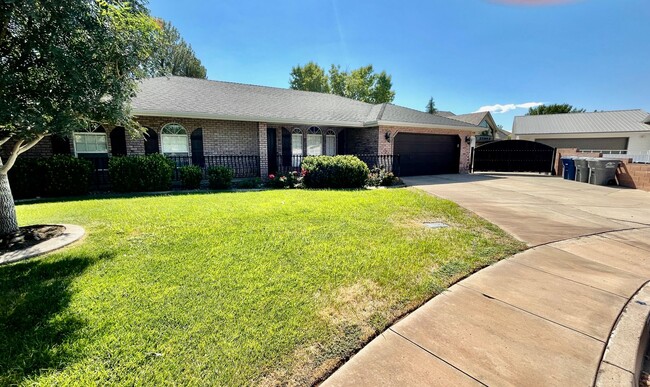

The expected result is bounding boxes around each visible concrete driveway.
[324,174,650,386]
[404,173,650,246]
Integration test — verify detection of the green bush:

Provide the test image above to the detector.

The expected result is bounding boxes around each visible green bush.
[207,166,233,189]
[234,178,262,189]
[109,154,174,192]
[266,171,300,189]
[301,155,369,189]
[43,155,94,196]
[179,165,203,189]
[367,167,400,187]
[8,156,93,199]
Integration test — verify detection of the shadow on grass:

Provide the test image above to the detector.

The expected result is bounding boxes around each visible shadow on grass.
[0,252,111,384]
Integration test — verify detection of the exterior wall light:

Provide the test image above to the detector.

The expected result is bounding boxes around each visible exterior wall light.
[385,131,391,142]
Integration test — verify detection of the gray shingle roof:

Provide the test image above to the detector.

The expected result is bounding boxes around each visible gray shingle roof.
[375,104,479,128]
[449,112,490,126]
[513,109,650,135]
[132,77,478,130]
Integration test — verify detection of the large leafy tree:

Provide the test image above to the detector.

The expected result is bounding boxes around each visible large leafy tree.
[0,0,159,235]
[425,97,437,114]
[290,63,395,104]
[146,19,207,79]
[289,61,330,93]
[527,104,586,115]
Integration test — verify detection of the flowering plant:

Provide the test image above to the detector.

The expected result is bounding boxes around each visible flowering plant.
[267,171,301,188]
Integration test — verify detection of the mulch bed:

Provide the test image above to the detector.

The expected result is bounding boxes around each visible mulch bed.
[0,225,65,254]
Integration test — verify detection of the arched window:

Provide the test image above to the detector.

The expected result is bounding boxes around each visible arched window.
[74,125,108,155]
[325,129,336,156]
[291,128,303,156]
[161,123,189,155]
[307,126,322,156]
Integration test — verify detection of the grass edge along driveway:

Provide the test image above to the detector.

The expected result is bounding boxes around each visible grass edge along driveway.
[1,188,524,385]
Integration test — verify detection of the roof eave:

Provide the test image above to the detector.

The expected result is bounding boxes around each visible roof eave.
[374,120,483,132]
[132,109,366,128]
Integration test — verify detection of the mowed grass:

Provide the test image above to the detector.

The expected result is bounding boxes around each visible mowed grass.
[1,188,524,385]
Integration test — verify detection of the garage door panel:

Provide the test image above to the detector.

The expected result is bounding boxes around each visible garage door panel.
[395,133,460,176]
[536,138,628,150]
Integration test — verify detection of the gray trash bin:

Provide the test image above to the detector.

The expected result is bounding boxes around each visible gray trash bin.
[587,158,620,185]
[574,157,591,183]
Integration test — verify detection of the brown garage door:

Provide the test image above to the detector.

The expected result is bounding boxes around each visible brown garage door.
[394,133,460,176]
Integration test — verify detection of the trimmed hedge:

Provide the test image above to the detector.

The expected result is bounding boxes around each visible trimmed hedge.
[109,154,174,192]
[8,156,93,199]
[179,165,203,189]
[207,166,233,189]
[301,155,369,189]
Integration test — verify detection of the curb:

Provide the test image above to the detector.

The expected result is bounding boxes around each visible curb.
[0,224,85,266]
[595,281,650,387]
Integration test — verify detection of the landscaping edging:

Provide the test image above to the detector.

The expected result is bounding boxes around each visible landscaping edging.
[595,281,650,387]
[0,224,85,265]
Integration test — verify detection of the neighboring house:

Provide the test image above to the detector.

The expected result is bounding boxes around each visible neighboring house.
[6,76,482,177]
[439,111,510,144]
[513,109,650,154]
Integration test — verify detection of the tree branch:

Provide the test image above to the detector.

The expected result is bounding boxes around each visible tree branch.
[0,137,11,147]
[0,139,24,174]
[17,134,46,155]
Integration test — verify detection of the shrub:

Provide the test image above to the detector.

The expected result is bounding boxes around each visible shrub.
[207,166,233,189]
[43,155,94,196]
[301,156,369,189]
[8,158,49,199]
[8,156,93,199]
[267,171,300,189]
[109,154,174,192]
[179,165,203,189]
[367,167,400,187]
[234,177,262,189]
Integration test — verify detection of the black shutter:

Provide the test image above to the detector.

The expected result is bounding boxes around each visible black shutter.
[281,128,291,166]
[337,130,346,155]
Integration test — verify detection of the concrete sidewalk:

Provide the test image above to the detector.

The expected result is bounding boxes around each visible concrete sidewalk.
[323,174,650,386]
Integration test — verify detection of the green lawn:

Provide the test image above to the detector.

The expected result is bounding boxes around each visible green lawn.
[1,188,524,385]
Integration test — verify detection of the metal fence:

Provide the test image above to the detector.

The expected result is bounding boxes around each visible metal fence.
[602,152,650,164]
[159,155,261,180]
[204,155,260,178]
[274,154,400,176]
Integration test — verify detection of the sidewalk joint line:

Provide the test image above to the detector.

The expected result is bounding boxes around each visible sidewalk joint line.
[457,284,606,343]
[388,328,488,386]
[508,259,629,299]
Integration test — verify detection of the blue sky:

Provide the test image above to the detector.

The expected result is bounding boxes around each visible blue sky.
[148,0,649,131]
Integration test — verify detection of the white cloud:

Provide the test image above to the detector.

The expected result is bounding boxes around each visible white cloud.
[474,102,544,114]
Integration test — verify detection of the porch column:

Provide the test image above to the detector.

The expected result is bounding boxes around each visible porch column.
[258,122,268,179]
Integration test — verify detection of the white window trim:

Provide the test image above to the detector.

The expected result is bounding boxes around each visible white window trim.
[325,130,337,156]
[73,132,108,155]
[307,127,323,156]
[161,123,189,155]
[291,128,304,156]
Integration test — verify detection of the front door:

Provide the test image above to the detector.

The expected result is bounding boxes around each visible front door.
[267,128,277,174]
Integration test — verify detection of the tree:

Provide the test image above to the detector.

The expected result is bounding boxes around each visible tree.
[526,104,586,115]
[0,0,159,235]
[425,97,437,114]
[146,20,207,79]
[290,63,395,103]
[289,61,330,93]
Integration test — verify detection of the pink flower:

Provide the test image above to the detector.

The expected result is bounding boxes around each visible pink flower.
[268,174,275,179]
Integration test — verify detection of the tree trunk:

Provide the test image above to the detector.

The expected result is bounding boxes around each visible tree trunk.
[0,171,18,235]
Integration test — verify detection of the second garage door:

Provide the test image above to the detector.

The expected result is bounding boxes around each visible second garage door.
[394,133,460,176]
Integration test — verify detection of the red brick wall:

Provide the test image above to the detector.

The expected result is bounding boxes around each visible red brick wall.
[135,116,259,156]
[378,126,473,173]
[346,127,379,154]
[556,148,650,192]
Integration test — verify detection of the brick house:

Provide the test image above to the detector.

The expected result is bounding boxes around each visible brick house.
[8,76,481,178]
